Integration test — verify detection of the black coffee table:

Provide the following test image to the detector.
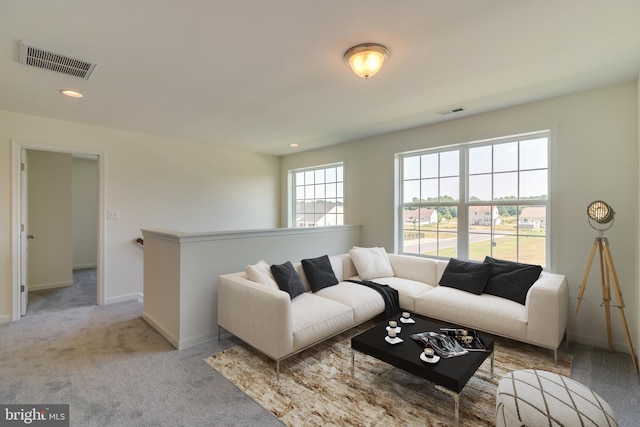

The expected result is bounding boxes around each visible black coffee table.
[351,313,494,423]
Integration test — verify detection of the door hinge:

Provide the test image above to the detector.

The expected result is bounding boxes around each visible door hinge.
[21,162,25,171]
[21,224,25,232]
[21,285,25,292]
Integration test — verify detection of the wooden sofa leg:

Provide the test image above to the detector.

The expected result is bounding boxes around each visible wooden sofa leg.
[554,348,558,366]
[276,360,280,381]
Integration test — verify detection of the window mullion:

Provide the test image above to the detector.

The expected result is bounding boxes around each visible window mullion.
[458,147,469,259]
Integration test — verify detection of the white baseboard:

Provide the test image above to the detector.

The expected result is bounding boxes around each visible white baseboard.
[141,311,215,350]
[178,332,217,350]
[569,331,637,355]
[142,311,179,349]
[0,314,12,324]
[30,281,73,292]
[73,263,97,270]
[104,292,143,305]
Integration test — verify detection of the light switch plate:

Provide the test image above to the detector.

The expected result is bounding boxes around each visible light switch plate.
[107,209,120,220]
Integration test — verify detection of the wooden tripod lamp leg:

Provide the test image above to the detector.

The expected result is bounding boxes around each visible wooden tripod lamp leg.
[602,240,639,374]
[598,239,613,352]
[565,238,599,349]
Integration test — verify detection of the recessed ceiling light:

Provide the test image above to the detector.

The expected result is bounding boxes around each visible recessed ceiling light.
[60,89,84,98]
[289,143,299,148]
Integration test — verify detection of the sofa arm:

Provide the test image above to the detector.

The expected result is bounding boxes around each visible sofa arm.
[525,272,569,349]
[218,273,294,360]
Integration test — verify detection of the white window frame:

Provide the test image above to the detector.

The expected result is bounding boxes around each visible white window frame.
[289,162,344,228]
[397,131,550,267]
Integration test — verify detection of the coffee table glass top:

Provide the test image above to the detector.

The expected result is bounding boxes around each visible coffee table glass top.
[351,313,494,393]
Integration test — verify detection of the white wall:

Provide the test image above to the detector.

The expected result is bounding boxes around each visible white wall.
[27,149,73,291]
[72,157,98,269]
[281,80,639,353]
[0,110,280,321]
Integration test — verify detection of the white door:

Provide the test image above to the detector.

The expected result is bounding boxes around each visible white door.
[19,149,29,315]
[23,150,74,310]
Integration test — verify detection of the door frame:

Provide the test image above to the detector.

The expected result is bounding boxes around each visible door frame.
[19,148,28,315]
[11,140,106,320]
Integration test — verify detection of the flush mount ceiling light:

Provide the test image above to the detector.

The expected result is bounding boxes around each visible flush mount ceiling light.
[343,43,389,80]
[60,89,84,98]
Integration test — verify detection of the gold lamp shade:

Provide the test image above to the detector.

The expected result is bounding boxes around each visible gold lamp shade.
[344,43,389,80]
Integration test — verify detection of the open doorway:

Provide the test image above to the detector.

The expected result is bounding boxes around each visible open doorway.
[11,141,105,321]
[24,151,99,315]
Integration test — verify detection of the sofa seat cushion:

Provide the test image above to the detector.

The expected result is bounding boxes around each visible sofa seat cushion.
[315,282,385,323]
[291,293,354,352]
[415,287,527,340]
[363,276,434,312]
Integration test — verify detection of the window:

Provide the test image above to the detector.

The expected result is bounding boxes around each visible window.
[399,132,549,267]
[291,163,344,227]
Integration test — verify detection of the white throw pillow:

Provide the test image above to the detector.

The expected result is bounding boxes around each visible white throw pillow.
[349,246,394,280]
[245,260,279,290]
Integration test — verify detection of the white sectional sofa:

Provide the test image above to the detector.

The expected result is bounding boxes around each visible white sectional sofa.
[218,250,568,377]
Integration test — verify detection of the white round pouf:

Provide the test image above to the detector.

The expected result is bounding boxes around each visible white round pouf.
[496,369,618,427]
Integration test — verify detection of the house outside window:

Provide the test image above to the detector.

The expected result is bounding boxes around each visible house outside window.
[291,163,344,227]
[398,131,550,267]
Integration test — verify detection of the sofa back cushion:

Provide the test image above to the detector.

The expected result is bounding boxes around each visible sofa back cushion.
[341,255,359,280]
[436,260,449,283]
[387,254,438,285]
[293,261,312,292]
[327,255,345,281]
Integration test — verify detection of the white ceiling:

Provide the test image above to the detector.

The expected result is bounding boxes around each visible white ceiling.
[1,1,639,156]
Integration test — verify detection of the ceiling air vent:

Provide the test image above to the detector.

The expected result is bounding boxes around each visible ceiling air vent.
[20,42,96,80]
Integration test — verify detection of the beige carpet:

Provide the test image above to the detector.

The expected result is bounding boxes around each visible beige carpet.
[206,324,572,426]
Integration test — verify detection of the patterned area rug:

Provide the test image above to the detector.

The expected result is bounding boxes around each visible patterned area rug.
[205,323,572,426]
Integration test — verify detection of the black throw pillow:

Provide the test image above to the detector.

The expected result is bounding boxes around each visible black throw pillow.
[301,255,339,292]
[483,257,543,305]
[439,258,492,295]
[270,261,305,300]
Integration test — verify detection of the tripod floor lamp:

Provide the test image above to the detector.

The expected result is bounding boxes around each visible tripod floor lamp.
[565,200,638,374]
